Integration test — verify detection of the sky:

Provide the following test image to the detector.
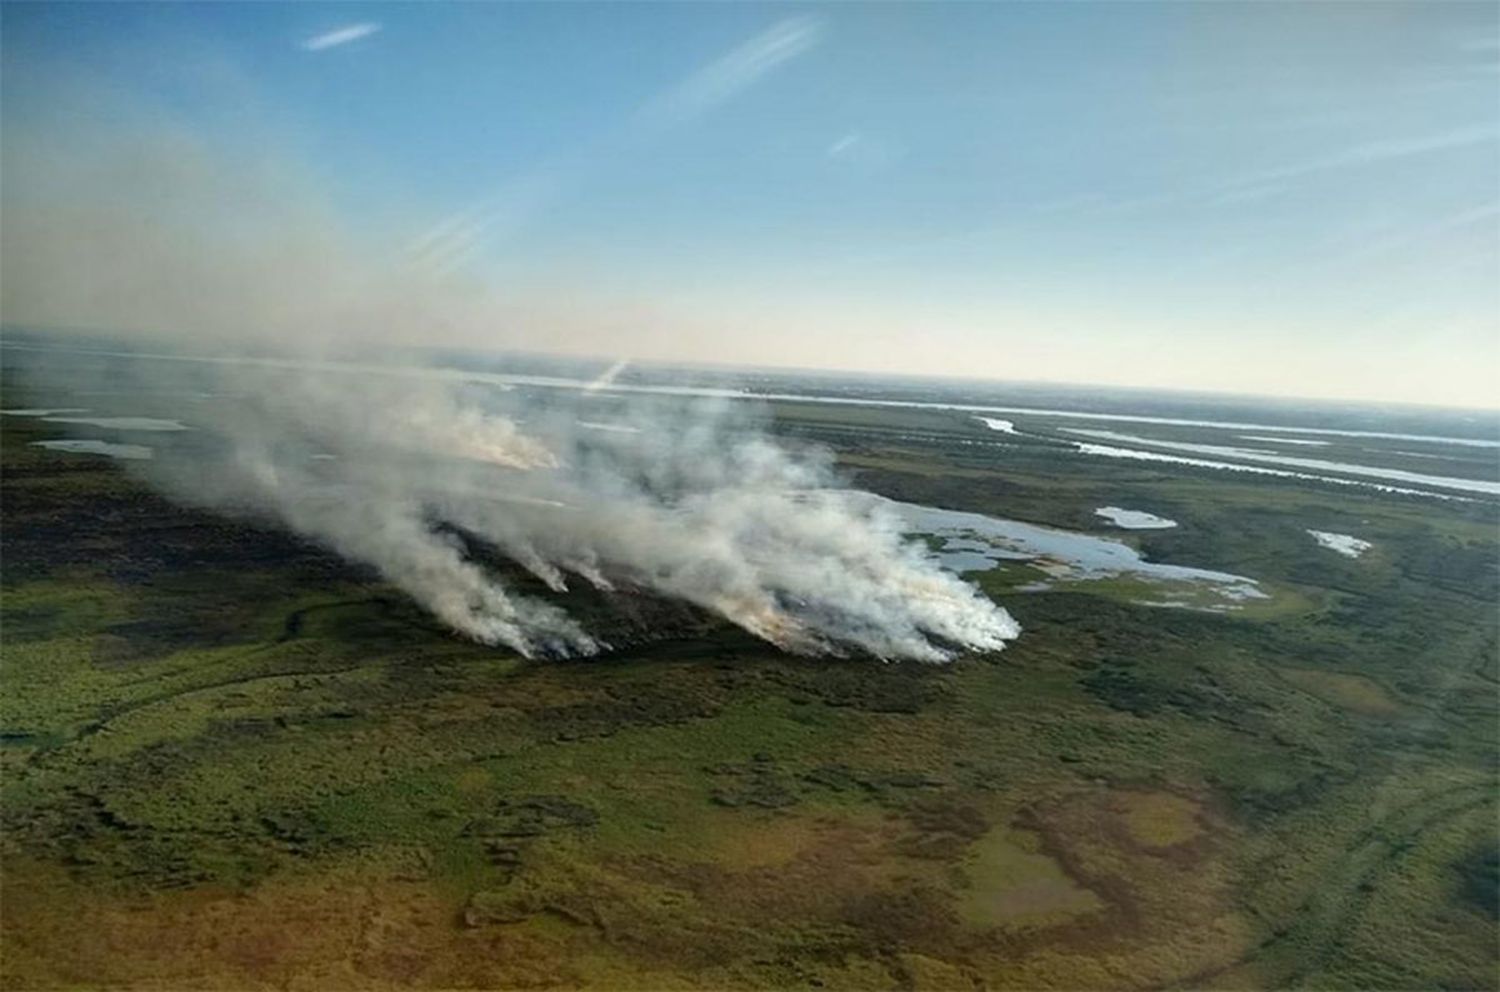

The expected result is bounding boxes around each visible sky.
[2,2,1497,407]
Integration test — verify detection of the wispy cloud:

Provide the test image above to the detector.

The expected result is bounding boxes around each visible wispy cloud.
[300,23,382,53]
[1207,182,1291,207]
[816,123,1498,274]
[406,174,563,275]
[1079,124,1499,216]
[825,129,903,171]
[1332,199,1500,269]
[1224,124,1498,193]
[1052,125,1499,217]
[641,16,824,127]
[827,132,861,159]
[1031,192,1109,214]
[408,17,825,276]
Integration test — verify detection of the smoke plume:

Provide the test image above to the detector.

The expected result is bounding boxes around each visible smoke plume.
[1,66,1020,662]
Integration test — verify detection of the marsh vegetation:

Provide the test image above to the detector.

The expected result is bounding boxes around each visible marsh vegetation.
[2,370,1496,989]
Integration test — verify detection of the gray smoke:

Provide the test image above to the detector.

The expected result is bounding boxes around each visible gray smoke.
[1,68,1021,662]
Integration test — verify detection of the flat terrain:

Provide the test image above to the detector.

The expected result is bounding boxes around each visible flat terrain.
[2,368,1497,990]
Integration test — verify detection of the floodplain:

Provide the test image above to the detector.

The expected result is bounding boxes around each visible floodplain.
[2,353,1497,990]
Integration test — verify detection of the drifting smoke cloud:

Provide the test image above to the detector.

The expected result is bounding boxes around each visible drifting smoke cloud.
[126,363,1020,660]
[1,68,1020,662]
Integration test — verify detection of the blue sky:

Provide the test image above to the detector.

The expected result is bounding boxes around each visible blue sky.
[2,2,1497,405]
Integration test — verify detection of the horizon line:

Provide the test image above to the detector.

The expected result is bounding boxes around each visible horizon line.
[3,324,1499,419]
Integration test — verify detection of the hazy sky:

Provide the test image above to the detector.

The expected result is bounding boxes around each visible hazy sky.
[2,2,1497,406]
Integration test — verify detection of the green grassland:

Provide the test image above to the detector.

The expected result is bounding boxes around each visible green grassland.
[1,391,1496,990]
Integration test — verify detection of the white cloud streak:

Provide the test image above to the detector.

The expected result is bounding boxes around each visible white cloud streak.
[825,121,1497,272]
[827,132,860,158]
[300,23,382,53]
[1223,123,1499,193]
[639,16,824,127]
[404,16,824,276]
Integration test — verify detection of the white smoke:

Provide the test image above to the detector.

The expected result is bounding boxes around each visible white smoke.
[122,360,1020,661]
[1,63,1021,662]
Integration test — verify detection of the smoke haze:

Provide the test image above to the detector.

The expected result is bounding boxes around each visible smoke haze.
[1,68,1020,663]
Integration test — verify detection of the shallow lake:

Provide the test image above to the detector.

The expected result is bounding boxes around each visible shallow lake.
[1094,506,1177,529]
[884,497,1265,608]
[31,439,153,460]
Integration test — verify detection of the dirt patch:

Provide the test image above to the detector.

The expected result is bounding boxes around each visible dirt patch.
[988,787,1252,980]
[958,825,1104,928]
[1113,790,1205,849]
[611,809,943,941]
[710,811,832,869]
[0,856,588,991]
[1279,667,1399,716]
